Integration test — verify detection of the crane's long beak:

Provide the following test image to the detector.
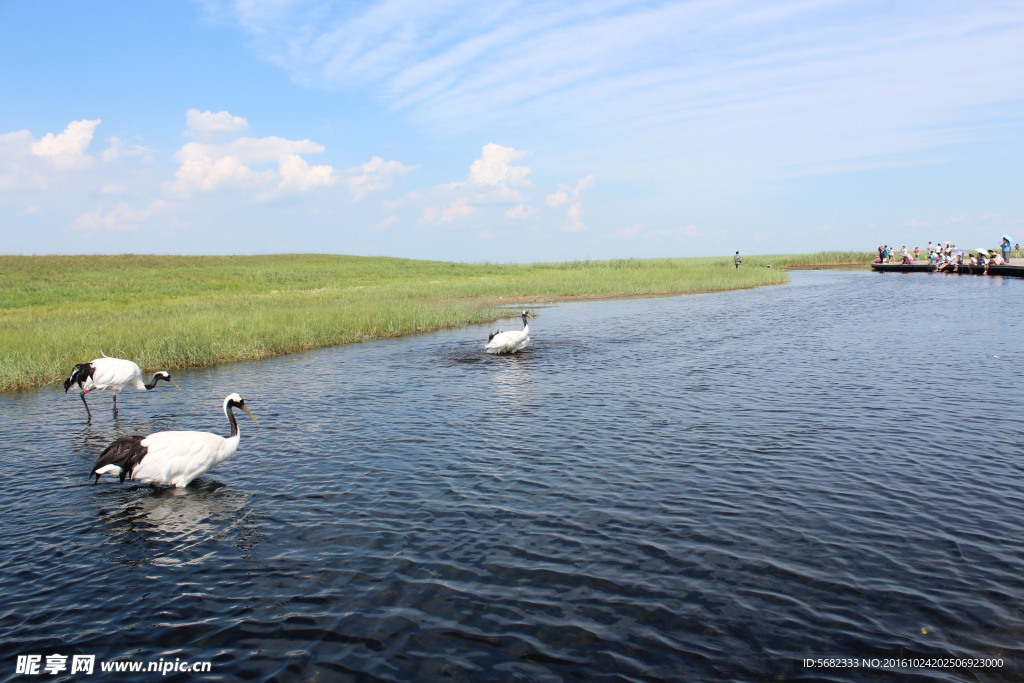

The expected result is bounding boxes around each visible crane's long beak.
[241,405,259,425]
[170,379,181,390]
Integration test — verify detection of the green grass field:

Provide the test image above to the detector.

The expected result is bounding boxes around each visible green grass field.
[0,251,871,391]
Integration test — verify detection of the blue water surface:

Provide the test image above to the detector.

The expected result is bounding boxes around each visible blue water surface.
[2,269,1023,681]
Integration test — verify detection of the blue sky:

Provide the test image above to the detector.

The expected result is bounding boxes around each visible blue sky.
[2,1,1022,262]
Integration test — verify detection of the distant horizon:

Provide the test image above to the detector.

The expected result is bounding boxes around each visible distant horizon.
[0,249,874,264]
[2,2,1021,262]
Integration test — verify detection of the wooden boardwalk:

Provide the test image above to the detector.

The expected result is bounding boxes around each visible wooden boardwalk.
[871,260,1024,277]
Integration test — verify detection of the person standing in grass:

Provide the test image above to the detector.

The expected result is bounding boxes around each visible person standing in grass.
[733,251,742,269]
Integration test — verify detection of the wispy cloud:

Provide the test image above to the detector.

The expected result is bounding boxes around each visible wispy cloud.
[546,174,595,232]
[101,136,154,163]
[185,108,249,140]
[422,142,533,223]
[0,120,101,191]
[30,119,101,170]
[208,0,1024,180]
[343,155,416,200]
[422,196,474,223]
[505,204,535,220]
[71,199,169,233]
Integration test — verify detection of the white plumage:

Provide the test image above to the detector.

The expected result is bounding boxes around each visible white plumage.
[64,352,178,419]
[91,393,257,488]
[485,310,531,354]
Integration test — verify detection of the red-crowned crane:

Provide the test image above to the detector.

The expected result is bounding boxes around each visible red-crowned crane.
[485,310,531,354]
[91,393,257,487]
[64,352,179,420]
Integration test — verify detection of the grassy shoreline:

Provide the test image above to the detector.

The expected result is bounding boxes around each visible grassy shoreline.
[0,251,870,392]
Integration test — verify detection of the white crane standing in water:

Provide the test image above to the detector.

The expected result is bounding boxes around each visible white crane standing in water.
[90,393,257,487]
[64,352,179,420]
[484,310,532,355]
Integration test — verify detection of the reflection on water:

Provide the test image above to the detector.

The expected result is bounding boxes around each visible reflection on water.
[97,484,258,567]
[486,352,534,405]
[2,270,1024,679]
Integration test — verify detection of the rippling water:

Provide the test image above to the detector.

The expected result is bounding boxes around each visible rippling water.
[3,269,1024,681]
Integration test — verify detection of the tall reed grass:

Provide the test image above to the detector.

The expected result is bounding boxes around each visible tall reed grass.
[0,252,871,391]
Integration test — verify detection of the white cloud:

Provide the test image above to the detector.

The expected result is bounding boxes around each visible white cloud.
[414,143,536,226]
[546,174,595,232]
[279,154,337,191]
[432,142,532,210]
[505,204,534,219]
[101,136,153,163]
[30,119,100,169]
[176,136,325,167]
[70,200,168,233]
[0,130,48,191]
[545,189,569,208]
[423,197,474,223]
[467,143,530,187]
[343,155,416,199]
[185,108,249,140]
[565,202,586,233]
[167,130,342,197]
[169,153,270,194]
[0,121,102,191]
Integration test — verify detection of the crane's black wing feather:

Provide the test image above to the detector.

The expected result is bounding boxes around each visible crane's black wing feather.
[92,435,147,483]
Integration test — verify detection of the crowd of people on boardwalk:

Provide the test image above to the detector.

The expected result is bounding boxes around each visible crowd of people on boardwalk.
[876,237,1019,274]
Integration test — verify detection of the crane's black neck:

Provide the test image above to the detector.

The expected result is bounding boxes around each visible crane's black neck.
[226,405,239,438]
[143,374,162,390]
